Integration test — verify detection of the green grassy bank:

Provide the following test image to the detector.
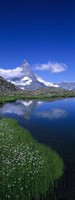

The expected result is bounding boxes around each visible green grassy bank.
[0,118,63,200]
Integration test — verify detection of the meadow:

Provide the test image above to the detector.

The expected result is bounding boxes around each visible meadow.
[0,118,63,200]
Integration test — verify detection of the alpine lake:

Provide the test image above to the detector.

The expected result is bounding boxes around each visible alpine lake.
[0,97,75,200]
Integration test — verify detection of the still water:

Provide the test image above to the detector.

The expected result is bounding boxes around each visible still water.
[0,98,75,200]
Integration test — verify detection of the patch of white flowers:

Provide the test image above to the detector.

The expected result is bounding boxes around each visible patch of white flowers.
[0,119,46,199]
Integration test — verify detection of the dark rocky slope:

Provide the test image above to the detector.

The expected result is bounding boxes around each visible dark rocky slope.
[0,76,19,95]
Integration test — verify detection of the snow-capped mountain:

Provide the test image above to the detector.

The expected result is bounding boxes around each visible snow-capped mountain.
[9,60,59,90]
[58,81,75,90]
[9,60,44,90]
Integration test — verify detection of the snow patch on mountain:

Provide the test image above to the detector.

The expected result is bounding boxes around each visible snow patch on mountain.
[9,76,32,90]
[36,74,59,87]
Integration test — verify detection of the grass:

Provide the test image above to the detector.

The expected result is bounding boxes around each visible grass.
[0,118,64,200]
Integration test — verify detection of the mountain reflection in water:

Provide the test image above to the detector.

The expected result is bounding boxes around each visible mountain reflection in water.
[0,100,38,119]
[0,100,68,120]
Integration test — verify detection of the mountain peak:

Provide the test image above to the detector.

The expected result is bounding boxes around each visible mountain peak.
[21,60,30,68]
[21,60,32,74]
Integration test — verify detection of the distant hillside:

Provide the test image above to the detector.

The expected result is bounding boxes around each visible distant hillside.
[0,76,19,95]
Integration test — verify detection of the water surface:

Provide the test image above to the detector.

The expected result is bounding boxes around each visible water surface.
[0,98,75,199]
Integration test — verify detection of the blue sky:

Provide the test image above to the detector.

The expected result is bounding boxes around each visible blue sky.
[0,0,75,82]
